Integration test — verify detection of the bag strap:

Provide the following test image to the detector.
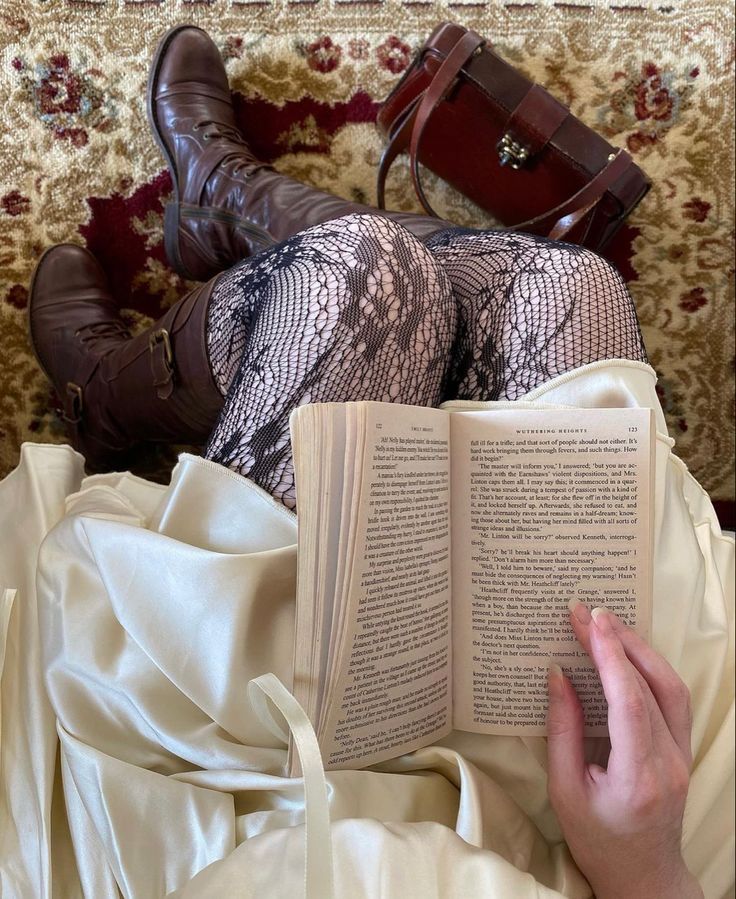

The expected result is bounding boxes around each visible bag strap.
[407,30,486,215]
[248,674,335,899]
[514,148,632,240]
[376,29,485,212]
[376,96,419,210]
[502,84,569,162]
[376,29,634,242]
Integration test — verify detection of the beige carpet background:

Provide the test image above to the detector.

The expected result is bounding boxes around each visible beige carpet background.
[0,1,733,515]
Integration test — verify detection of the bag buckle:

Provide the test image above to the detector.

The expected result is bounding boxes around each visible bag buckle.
[497,133,530,169]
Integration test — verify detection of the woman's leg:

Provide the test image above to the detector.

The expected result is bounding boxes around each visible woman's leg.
[203,214,456,509]
[423,229,648,402]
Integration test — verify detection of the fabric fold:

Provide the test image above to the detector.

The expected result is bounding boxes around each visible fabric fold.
[0,363,732,897]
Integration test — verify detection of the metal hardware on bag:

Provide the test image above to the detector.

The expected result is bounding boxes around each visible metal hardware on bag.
[497,133,530,169]
[64,382,83,423]
[149,328,173,371]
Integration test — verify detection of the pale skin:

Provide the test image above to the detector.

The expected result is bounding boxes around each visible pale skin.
[546,601,704,899]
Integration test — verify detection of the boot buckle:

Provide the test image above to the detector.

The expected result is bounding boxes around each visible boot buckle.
[63,382,83,424]
[149,329,175,399]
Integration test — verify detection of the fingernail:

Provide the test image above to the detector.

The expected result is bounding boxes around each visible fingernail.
[591,606,611,631]
[548,662,564,698]
[567,598,592,625]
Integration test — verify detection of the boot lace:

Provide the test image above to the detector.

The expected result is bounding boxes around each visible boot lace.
[193,119,262,176]
[76,319,131,346]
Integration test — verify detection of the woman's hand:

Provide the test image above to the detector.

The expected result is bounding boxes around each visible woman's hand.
[546,602,703,899]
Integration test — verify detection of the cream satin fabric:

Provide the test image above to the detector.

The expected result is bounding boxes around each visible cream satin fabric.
[0,361,733,898]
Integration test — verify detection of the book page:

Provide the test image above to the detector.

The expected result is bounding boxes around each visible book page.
[317,402,454,769]
[450,407,654,736]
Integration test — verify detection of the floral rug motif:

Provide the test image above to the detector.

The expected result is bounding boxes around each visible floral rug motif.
[1,0,733,511]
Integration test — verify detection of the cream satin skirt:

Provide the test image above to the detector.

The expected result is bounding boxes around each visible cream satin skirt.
[0,361,733,898]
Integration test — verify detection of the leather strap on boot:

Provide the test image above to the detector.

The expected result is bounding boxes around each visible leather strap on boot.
[149,329,175,400]
[29,243,225,470]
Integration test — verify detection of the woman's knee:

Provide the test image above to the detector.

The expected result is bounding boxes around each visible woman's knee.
[313,213,456,327]
[429,228,632,299]
[554,242,631,301]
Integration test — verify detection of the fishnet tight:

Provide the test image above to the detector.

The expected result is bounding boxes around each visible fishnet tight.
[204,214,647,509]
[424,227,647,401]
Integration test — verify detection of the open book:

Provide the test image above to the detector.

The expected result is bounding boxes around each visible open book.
[290,401,654,771]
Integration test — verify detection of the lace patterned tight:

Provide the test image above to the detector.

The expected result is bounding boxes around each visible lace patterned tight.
[204,214,647,509]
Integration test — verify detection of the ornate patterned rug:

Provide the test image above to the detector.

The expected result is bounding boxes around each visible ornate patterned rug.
[1,0,733,519]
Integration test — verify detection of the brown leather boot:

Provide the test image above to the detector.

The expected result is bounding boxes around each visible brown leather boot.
[147,25,450,282]
[28,244,223,469]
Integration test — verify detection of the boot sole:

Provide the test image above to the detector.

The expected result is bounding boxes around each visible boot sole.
[147,24,204,282]
[27,244,70,387]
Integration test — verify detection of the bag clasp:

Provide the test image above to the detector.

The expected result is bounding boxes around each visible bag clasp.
[497,133,530,169]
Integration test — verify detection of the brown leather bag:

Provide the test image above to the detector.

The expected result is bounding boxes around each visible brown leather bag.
[376,22,650,251]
